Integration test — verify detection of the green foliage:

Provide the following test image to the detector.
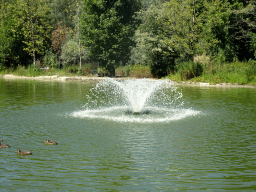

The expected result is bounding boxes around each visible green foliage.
[17,0,53,65]
[166,73,182,82]
[26,65,44,77]
[64,65,78,74]
[44,49,58,68]
[167,60,256,85]
[175,61,203,81]
[115,65,131,76]
[200,61,255,84]
[245,60,256,82]
[49,0,81,29]
[61,40,89,66]
[0,1,29,68]
[97,67,108,77]
[81,0,141,76]
[0,64,6,74]
[130,0,228,78]
[227,2,256,61]
[1,0,256,80]
[130,4,174,77]
[13,65,26,76]
[81,64,91,76]
[129,64,153,78]
[13,65,44,77]
[0,2,14,65]
[130,3,163,66]
[51,23,69,56]
[61,64,91,75]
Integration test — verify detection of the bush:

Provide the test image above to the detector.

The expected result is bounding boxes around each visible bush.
[194,54,210,66]
[115,65,131,76]
[44,49,58,68]
[13,65,25,76]
[61,40,89,67]
[0,64,5,73]
[176,61,203,80]
[246,60,256,82]
[129,64,153,78]
[97,67,108,77]
[26,65,44,77]
[64,65,78,74]
[81,64,91,76]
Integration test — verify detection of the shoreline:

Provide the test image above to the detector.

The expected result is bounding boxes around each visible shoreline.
[1,74,255,88]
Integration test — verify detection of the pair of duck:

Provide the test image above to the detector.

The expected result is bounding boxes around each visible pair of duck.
[1,139,32,155]
[1,139,58,155]
[18,139,58,155]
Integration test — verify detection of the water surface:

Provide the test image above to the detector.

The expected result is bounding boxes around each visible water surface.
[0,78,255,191]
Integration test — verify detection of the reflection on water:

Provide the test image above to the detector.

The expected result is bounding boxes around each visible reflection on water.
[0,78,256,191]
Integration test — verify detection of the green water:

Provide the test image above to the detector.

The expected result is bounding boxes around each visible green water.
[0,78,255,191]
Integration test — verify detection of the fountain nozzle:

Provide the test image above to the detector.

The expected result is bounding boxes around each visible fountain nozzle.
[125,110,151,115]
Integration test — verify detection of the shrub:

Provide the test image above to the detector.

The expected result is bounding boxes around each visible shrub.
[64,65,78,74]
[13,65,25,76]
[61,40,89,67]
[176,61,203,80]
[129,64,153,78]
[0,64,5,73]
[115,65,131,76]
[194,54,210,66]
[26,65,43,77]
[98,67,108,77]
[246,60,256,82]
[81,64,91,76]
[44,49,58,68]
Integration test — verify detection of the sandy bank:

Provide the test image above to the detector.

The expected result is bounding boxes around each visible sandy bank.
[1,74,108,81]
[1,74,255,88]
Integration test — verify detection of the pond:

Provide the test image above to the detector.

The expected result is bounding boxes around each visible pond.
[0,78,255,191]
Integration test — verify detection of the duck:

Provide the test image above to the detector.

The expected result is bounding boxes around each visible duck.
[45,139,58,145]
[0,139,11,148]
[17,148,32,155]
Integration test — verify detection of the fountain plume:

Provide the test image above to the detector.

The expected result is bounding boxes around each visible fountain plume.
[72,78,199,123]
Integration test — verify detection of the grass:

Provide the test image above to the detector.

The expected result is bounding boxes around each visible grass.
[0,64,94,77]
[125,64,153,78]
[115,64,153,78]
[1,61,256,86]
[167,60,256,85]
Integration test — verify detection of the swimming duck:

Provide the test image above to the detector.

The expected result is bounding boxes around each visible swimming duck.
[17,148,32,155]
[45,139,58,145]
[0,139,11,148]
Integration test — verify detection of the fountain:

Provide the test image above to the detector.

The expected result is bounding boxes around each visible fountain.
[72,78,200,123]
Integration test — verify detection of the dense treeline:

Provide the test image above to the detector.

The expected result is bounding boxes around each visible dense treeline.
[0,0,256,80]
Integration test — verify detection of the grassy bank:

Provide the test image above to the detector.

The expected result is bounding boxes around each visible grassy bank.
[0,64,92,77]
[166,60,256,86]
[1,62,256,86]
[0,64,154,79]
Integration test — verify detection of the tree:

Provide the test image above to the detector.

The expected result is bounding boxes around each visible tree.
[61,39,89,66]
[228,1,256,60]
[0,2,15,66]
[52,23,69,56]
[17,0,53,66]
[81,0,141,76]
[49,0,81,29]
[130,2,184,77]
[51,23,69,67]
[0,1,29,68]
[130,3,174,77]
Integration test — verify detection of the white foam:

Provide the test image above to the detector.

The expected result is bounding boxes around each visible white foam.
[71,106,200,123]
